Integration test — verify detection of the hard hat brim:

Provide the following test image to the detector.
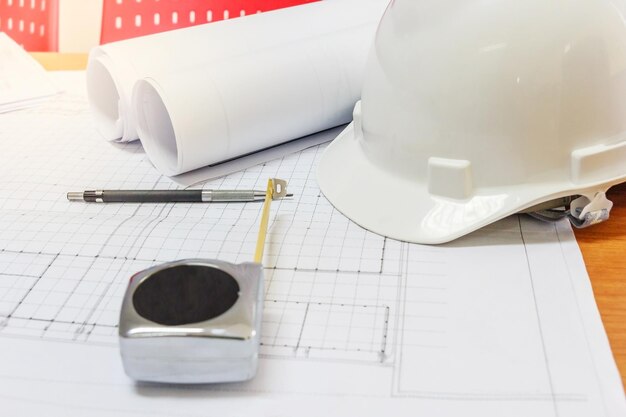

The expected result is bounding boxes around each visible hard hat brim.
[317,123,621,244]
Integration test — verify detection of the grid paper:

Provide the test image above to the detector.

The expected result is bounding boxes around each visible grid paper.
[0,74,394,362]
[0,72,624,417]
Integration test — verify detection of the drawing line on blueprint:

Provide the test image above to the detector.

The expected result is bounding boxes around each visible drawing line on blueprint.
[0,169,400,360]
[518,217,560,416]
[261,299,390,360]
[389,222,587,404]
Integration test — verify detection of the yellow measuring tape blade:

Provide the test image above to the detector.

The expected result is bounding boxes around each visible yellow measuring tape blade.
[253,179,275,264]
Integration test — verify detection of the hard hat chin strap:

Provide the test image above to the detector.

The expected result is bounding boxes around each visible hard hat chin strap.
[525,192,613,228]
[568,192,613,228]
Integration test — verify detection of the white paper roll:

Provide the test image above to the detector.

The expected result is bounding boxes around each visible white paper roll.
[87,0,388,146]
[136,22,382,175]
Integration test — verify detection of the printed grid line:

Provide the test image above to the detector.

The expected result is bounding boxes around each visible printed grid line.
[0,86,398,360]
[0,73,603,410]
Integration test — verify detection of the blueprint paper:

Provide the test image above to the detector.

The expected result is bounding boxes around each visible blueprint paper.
[172,125,345,188]
[0,33,59,113]
[86,0,388,174]
[133,21,375,176]
[0,72,625,416]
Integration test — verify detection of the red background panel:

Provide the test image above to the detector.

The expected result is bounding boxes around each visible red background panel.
[0,0,59,51]
[100,0,319,44]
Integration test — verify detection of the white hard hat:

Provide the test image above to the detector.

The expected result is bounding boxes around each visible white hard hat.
[318,0,626,244]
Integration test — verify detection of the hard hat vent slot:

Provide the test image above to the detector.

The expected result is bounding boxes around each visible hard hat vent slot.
[427,157,473,200]
[570,139,626,184]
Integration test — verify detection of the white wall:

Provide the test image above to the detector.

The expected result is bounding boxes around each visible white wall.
[58,0,103,52]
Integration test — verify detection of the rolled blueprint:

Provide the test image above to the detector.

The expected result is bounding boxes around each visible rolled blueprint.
[86,0,388,174]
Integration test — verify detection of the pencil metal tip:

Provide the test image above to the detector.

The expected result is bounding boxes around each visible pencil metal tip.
[66,192,84,201]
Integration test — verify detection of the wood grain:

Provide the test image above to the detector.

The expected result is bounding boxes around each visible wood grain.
[575,182,626,387]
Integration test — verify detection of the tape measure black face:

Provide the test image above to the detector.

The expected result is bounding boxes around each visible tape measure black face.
[132,265,240,326]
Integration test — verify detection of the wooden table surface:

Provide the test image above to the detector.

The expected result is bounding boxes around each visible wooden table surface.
[32,52,626,388]
[30,52,89,71]
[575,183,626,386]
